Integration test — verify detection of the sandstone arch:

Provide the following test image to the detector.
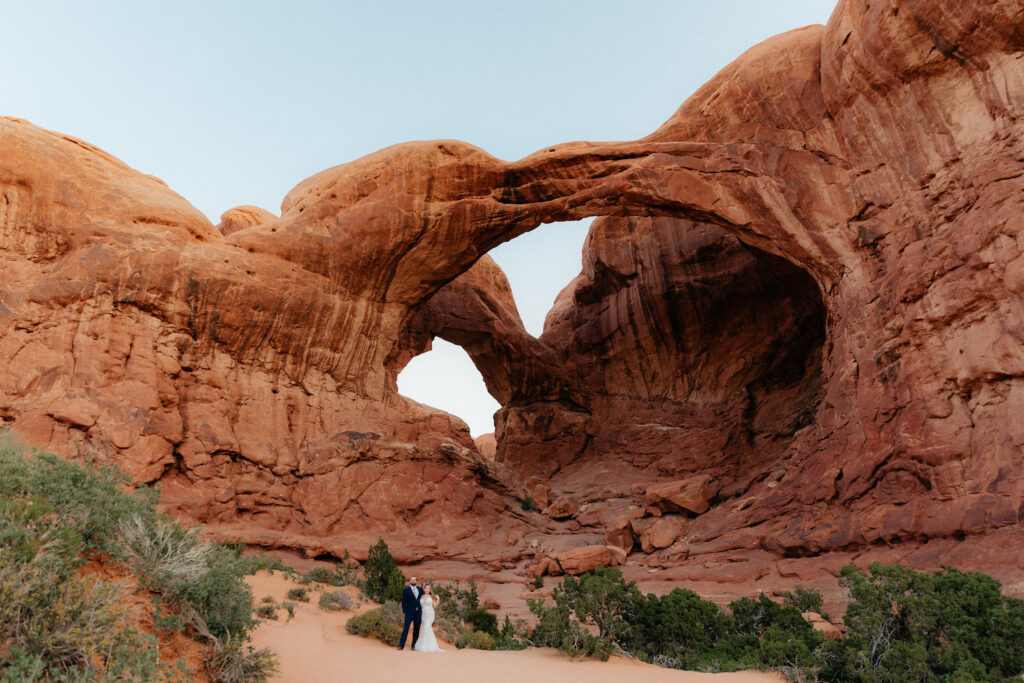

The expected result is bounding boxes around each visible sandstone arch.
[1,0,1023,569]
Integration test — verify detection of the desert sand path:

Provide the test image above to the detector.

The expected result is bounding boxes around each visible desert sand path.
[247,572,782,683]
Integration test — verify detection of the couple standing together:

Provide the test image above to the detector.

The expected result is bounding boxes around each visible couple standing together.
[397,575,444,652]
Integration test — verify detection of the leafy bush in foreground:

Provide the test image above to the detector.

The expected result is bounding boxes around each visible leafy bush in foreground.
[526,562,1024,680]
[455,630,495,650]
[0,432,274,682]
[467,607,499,637]
[527,598,612,661]
[159,542,257,641]
[204,636,278,683]
[345,602,402,646]
[528,567,821,674]
[0,547,134,672]
[0,434,160,561]
[818,563,1024,682]
[555,567,642,642]
[0,435,177,679]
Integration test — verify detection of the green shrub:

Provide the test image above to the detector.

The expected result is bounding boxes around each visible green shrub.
[455,630,495,650]
[466,607,498,637]
[723,594,823,675]
[299,550,359,587]
[286,586,310,602]
[528,597,572,647]
[204,635,279,683]
[281,601,296,619]
[234,551,293,576]
[532,575,544,589]
[526,597,611,660]
[167,542,257,640]
[345,602,402,646]
[0,435,260,644]
[520,494,536,512]
[118,514,211,585]
[528,568,821,671]
[319,590,356,611]
[819,563,1024,682]
[554,567,641,642]
[0,547,125,670]
[254,604,278,620]
[434,579,481,622]
[622,587,728,668]
[780,584,824,615]
[0,544,180,681]
[362,538,404,604]
[0,431,274,681]
[0,433,159,560]
[495,614,531,650]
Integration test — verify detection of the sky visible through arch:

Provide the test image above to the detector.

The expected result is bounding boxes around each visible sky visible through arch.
[2,1,834,436]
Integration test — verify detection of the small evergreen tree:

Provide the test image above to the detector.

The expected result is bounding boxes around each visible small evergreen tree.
[780,584,824,615]
[819,563,1024,681]
[553,567,641,642]
[624,587,729,666]
[362,538,404,604]
[467,607,498,637]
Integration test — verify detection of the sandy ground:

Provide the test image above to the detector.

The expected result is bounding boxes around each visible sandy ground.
[247,571,782,683]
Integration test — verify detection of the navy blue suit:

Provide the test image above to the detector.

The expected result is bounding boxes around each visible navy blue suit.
[398,585,422,649]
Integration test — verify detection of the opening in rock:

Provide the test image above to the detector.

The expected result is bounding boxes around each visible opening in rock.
[493,215,827,493]
[397,338,500,437]
[489,217,593,337]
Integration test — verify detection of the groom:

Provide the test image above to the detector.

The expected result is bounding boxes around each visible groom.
[397,575,422,650]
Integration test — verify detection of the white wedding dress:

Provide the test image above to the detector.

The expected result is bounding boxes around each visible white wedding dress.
[413,595,445,652]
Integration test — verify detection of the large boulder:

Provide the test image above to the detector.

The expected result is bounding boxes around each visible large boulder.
[538,545,627,576]
[642,540,691,568]
[603,515,636,553]
[802,612,842,640]
[645,476,720,516]
[543,495,580,520]
[640,516,685,553]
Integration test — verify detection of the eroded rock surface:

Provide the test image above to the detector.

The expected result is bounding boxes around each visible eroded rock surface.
[2,0,1024,580]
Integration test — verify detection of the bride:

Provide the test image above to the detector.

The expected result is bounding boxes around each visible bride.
[413,584,445,652]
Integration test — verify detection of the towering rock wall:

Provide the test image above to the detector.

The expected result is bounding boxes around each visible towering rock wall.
[1,0,1022,566]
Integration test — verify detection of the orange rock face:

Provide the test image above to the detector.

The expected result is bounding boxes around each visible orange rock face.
[2,0,1024,582]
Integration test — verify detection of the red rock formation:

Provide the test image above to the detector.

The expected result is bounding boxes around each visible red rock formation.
[534,545,627,577]
[439,0,1024,564]
[1,0,1023,581]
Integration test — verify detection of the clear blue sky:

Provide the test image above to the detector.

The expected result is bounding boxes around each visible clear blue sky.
[2,1,834,436]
